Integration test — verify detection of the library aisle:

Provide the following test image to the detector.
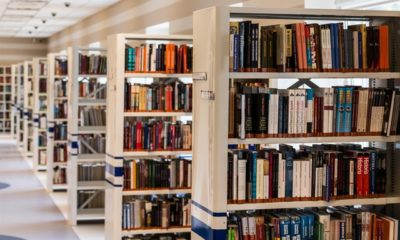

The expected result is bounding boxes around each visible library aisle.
[0,139,102,240]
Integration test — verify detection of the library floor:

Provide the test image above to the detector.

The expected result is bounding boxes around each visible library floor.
[0,138,104,240]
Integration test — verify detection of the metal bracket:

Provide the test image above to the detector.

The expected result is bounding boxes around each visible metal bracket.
[78,190,102,209]
[193,72,207,81]
[79,137,99,154]
[288,78,320,89]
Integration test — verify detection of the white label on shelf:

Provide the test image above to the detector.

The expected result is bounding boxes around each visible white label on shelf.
[193,72,207,81]
[200,90,215,100]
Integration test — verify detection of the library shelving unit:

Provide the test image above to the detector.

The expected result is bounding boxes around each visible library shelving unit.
[46,53,68,191]
[32,58,48,171]
[191,7,400,239]
[0,65,12,134]
[105,34,193,240]
[16,63,24,149]
[23,61,34,157]
[11,64,18,139]
[67,46,107,224]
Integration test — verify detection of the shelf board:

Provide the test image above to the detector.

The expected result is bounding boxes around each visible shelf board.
[54,75,68,78]
[52,184,67,191]
[38,128,47,132]
[123,150,192,157]
[77,180,106,190]
[38,93,47,97]
[78,99,106,106]
[121,226,191,236]
[227,196,400,211]
[229,72,400,79]
[77,126,106,134]
[54,161,67,166]
[125,73,192,78]
[76,208,105,221]
[78,74,107,78]
[53,140,68,144]
[124,111,192,117]
[53,118,68,122]
[228,135,400,144]
[77,153,105,163]
[54,97,68,100]
[39,75,47,78]
[123,188,192,196]
[38,146,46,150]
[37,165,47,171]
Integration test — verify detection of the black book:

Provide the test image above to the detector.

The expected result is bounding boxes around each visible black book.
[250,23,259,71]
[254,87,268,136]
[243,86,254,138]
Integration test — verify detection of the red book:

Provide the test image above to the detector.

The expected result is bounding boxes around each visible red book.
[255,216,265,240]
[363,154,370,195]
[295,23,304,71]
[165,85,173,111]
[157,122,163,150]
[304,24,310,71]
[135,121,142,150]
[170,124,176,150]
[356,155,364,196]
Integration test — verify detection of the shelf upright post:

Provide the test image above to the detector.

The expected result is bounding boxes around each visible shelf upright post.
[11,64,17,139]
[105,33,125,240]
[192,6,230,240]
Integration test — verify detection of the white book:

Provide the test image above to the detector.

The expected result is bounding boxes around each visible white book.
[150,44,157,72]
[349,160,355,196]
[263,159,269,199]
[298,89,306,134]
[237,159,247,201]
[326,27,332,69]
[353,31,359,70]
[248,216,257,237]
[302,159,310,198]
[321,28,327,69]
[278,154,285,198]
[293,160,301,198]
[241,217,249,237]
[288,89,296,134]
[273,93,279,134]
[233,153,238,201]
[256,158,264,199]
[322,88,329,133]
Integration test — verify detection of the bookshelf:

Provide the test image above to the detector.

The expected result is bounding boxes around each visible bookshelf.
[15,63,24,149]
[32,58,48,171]
[67,46,107,225]
[11,64,18,139]
[46,53,68,191]
[191,7,400,239]
[0,65,12,134]
[105,34,193,240]
[23,61,34,157]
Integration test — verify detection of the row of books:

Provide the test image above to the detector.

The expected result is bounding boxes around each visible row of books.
[79,107,106,126]
[123,120,192,152]
[229,21,390,72]
[78,163,105,181]
[38,133,47,147]
[124,82,193,112]
[78,135,106,154]
[54,144,67,163]
[53,166,67,184]
[54,123,67,140]
[39,61,48,76]
[38,149,47,166]
[39,78,47,93]
[79,80,107,99]
[227,144,386,202]
[125,44,193,73]
[54,102,67,119]
[55,58,68,75]
[78,190,104,209]
[55,80,67,97]
[78,53,107,75]
[123,158,192,190]
[229,83,400,138]
[227,207,398,240]
[37,115,47,129]
[122,197,191,230]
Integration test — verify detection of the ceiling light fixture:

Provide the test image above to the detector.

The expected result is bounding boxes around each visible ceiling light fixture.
[42,19,46,24]
[51,12,56,17]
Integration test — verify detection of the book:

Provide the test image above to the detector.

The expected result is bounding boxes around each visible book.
[78,53,107,75]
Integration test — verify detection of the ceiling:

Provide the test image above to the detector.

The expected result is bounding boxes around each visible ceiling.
[0,0,120,38]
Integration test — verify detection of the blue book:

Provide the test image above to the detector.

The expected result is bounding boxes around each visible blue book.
[143,124,148,149]
[344,87,353,133]
[358,31,363,69]
[279,216,291,239]
[289,215,301,239]
[335,87,344,133]
[306,89,314,133]
[369,151,376,194]
[299,214,309,239]
[334,24,340,70]
[307,214,315,240]
[250,151,257,200]
[330,24,336,70]
[233,34,240,72]
[284,151,294,198]
[339,221,346,240]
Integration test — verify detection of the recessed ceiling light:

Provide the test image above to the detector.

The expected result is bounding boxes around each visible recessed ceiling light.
[34,26,38,29]
[42,19,46,24]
